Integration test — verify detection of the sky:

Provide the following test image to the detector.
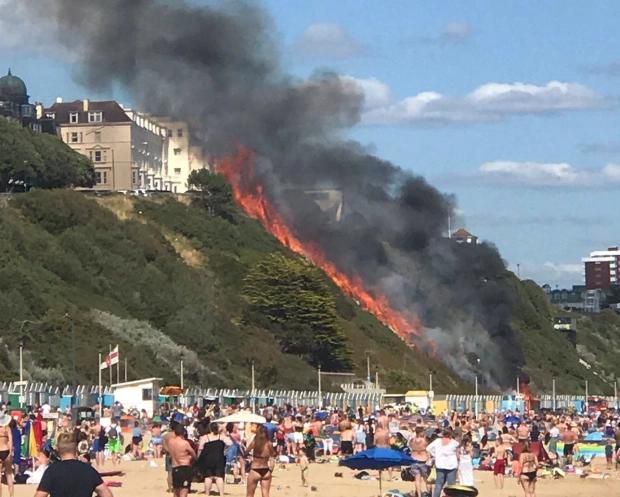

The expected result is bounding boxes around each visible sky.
[1,0,619,288]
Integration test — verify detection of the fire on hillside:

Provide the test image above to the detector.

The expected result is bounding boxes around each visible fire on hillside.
[217,146,422,345]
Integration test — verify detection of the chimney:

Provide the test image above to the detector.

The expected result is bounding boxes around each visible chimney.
[83,99,89,112]
[35,103,44,120]
[55,97,63,104]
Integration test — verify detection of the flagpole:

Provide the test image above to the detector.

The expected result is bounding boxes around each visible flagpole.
[124,358,128,382]
[98,353,103,419]
[116,344,120,384]
[109,344,113,385]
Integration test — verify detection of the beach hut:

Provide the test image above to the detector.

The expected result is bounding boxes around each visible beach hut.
[112,378,162,417]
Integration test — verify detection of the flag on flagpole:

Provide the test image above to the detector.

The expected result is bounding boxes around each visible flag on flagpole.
[100,345,119,370]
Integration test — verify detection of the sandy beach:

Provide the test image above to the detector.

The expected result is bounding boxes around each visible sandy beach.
[9,459,620,497]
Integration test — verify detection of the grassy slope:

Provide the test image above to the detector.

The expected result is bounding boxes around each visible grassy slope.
[133,194,465,392]
[0,191,464,391]
[3,190,613,394]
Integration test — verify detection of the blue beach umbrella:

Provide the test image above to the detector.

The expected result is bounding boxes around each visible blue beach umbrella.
[340,448,415,496]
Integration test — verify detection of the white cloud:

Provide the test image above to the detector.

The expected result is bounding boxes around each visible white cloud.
[477,160,620,188]
[339,75,392,109]
[342,77,605,125]
[296,23,364,59]
[602,163,620,180]
[466,213,604,227]
[511,262,583,287]
[439,22,472,44]
[419,21,473,45]
[579,141,620,155]
[586,60,620,77]
[542,262,583,275]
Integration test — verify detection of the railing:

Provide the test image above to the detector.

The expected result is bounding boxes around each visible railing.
[2,382,617,412]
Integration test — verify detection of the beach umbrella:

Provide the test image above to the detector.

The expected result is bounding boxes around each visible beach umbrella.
[216,411,266,424]
[340,447,415,496]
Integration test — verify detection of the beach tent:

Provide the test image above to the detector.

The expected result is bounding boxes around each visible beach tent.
[584,431,604,442]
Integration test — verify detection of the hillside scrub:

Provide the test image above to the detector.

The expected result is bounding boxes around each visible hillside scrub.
[0,190,463,390]
[2,188,616,393]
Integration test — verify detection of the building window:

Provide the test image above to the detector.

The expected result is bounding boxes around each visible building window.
[90,150,107,163]
[177,128,183,137]
[167,129,172,137]
[173,185,178,193]
[132,171,138,185]
[142,388,153,401]
[173,148,182,155]
[95,171,108,185]
[147,177,152,188]
[70,132,79,143]
[174,168,182,175]
[94,131,101,143]
[69,112,79,123]
[88,111,103,123]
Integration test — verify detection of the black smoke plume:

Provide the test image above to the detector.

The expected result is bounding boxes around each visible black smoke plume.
[14,0,524,387]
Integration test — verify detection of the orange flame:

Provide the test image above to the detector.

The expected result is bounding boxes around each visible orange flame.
[217,146,422,343]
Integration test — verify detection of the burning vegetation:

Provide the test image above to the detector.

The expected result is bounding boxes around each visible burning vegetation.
[218,146,422,344]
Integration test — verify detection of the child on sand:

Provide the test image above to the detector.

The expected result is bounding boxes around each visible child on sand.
[605,440,614,469]
[299,453,309,487]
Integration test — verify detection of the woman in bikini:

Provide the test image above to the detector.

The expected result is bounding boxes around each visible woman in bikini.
[246,425,276,497]
[519,441,539,497]
[0,414,14,497]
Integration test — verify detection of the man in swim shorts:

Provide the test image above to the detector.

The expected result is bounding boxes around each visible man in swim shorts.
[493,439,508,489]
[409,427,430,497]
[168,423,196,497]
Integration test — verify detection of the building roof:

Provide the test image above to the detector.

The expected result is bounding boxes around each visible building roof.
[47,100,132,124]
[0,68,28,102]
[111,377,163,388]
[452,228,474,238]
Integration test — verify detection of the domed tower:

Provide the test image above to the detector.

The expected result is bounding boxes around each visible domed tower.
[0,68,29,105]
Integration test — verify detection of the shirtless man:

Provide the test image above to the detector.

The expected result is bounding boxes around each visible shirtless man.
[517,422,529,443]
[561,424,578,465]
[493,439,509,489]
[339,420,354,457]
[409,427,430,497]
[168,423,196,497]
[500,426,516,446]
[374,421,390,448]
[374,421,393,481]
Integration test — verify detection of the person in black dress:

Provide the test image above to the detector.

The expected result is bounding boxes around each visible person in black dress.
[198,422,230,497]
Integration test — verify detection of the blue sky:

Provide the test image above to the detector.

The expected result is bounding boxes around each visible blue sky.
[2,0,619,287]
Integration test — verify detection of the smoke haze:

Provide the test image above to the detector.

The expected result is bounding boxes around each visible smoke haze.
[11,0,524,387]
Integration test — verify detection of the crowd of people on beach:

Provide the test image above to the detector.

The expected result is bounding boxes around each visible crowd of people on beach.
[1,398,620,497]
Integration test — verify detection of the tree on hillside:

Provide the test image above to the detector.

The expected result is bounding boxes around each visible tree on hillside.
[0,118,42,191]
[31,132,95,188]
[0,117,95,191]
[243,252,352,370]
[187,169,233,217]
